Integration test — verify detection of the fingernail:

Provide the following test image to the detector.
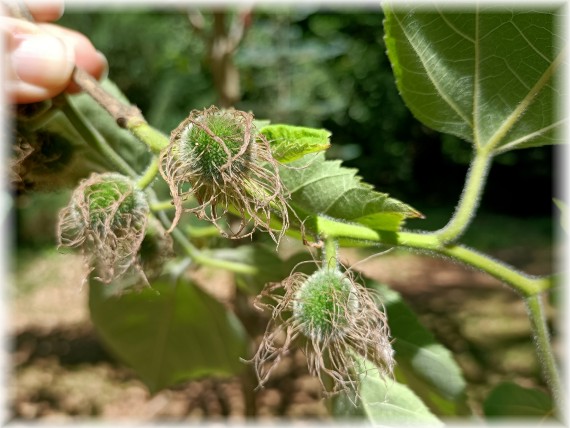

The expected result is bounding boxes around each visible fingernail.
[11,33,75,88]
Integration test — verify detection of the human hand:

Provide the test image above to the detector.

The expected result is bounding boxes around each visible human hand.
[2,0,107,103]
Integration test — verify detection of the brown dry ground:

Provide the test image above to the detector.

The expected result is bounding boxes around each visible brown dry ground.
[8,241,558,423]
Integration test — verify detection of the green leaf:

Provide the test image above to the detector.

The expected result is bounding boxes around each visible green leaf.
[72,79,152,169]
[335,356,444,426]
[281,153,422,232]
[261,124,331,163]
[383,6,563,153]
[371,282,468,416]
[89,275,248,393]
[483,382,554,418]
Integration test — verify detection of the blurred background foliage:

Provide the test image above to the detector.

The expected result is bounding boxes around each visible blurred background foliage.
[17,7,554,249]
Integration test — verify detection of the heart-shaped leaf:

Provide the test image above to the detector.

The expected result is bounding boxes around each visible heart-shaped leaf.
[384,5,564,153]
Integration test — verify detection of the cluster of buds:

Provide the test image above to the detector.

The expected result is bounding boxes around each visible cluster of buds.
[159,106,289,242]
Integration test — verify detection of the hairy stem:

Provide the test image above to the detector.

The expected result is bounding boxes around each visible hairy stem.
[525,294,562,408]
[323,238,338,270]
[72,68,144,127]
[126,119,170,153]
[436,149,492,244]
[307,216,551,297]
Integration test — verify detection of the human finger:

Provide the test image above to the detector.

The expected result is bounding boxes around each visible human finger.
[2,16,75,103]
[40,22,108,90]
[1,0,64,22]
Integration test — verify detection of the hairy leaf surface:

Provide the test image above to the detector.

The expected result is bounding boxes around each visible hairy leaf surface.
[384,5,564,153]
[89,275,248,392]
[281,153,422,231]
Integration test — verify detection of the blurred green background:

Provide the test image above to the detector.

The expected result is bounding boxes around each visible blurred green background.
[17,7,556,247]
[59,7,555,213]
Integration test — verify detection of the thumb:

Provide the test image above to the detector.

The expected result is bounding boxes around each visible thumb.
[2,18,75,103]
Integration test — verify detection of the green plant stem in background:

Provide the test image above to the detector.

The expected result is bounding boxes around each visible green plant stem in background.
[151,207,258,276]
[525,294,562,409]
[150,200,175,212]
[436,149,492,244]
[137,158,160,190]
[57,95,138,178]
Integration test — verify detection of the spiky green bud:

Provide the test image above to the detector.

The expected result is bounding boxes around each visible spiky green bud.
[294,269,359,340]
[58,173,149,284]
[160,106,289,241]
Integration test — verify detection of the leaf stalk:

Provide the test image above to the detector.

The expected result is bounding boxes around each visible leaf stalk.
[435,149,492,245]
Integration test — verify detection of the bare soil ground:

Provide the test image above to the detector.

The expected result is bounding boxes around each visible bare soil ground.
[8,242,558,423]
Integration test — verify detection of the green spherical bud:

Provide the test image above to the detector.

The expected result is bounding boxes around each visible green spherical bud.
[85,177,139,228]
[294,269,359,340]
[160,106,290,242]
[179,110,254,179]
[58,173,149,284]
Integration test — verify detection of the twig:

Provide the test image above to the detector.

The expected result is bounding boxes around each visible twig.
[72,68,144,128]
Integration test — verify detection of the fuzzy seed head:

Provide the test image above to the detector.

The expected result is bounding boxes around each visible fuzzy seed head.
[58,173,149,284]
[251,266,395,398]
[159,106,289,242]
[294,270,359,340]
[86,180,137,228]
[181,113,252,178]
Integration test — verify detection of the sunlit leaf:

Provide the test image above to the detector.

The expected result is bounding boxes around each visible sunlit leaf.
[89,275,248,393]
[335,356,444,426]
[372,281,469,416]
[260,124,331,163]
[383,5,564,153]
[281,153,422,232]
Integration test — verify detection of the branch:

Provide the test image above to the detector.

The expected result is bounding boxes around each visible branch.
[72,68,144,128]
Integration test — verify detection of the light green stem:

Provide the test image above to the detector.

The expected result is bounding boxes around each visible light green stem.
[311,218,551,297]
[436,149,492,244]
[137,157,160,190]
[323,237,338,270]
[150,200,175,212]
[152,206,257,275]
[58,95,137,178]
[172,227,258,274]
[525,294,562,408]
[127,119,170,153]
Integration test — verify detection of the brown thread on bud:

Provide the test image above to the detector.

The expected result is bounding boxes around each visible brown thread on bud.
[250,267,395,398]
[159,106,289,243]
[57,173,149,284]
